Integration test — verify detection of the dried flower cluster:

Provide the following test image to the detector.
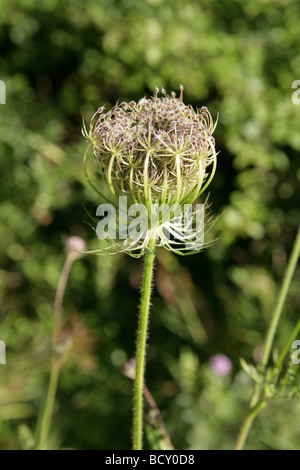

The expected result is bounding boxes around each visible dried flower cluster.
[83,86,217,207]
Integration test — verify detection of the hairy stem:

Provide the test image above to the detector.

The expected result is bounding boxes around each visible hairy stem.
[133,238,156,450]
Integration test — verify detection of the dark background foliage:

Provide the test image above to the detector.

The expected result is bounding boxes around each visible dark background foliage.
[0,0,299,449]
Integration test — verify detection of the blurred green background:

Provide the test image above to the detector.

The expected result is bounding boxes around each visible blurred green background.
[0,0,300,450]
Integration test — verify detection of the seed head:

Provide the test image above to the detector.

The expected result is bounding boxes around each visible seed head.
[83,86,217,207]
[82,87,218,257]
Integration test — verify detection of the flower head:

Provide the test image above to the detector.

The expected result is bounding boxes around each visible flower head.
[83,86,217,206]
[83,87,218,257]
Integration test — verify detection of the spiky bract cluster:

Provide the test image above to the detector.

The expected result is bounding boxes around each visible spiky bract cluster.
[83,88,218,257]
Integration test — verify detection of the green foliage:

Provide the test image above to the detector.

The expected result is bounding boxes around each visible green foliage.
[0,0,300,449]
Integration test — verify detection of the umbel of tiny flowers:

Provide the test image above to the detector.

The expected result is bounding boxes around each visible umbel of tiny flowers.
[82,87,218,450]
[82,86,218,257]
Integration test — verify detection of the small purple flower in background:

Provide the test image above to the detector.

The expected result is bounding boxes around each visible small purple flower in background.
[210,354,232,376]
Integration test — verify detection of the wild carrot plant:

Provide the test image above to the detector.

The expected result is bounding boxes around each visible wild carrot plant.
[82,87,218,450]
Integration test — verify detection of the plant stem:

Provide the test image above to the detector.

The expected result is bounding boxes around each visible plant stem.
[260,225,300,371]
[52,252,76,347]
[235,400,267,451]
[133,238,156,450]
[251,225,300,408]
[236,225,300,450]
[38,359,60,450]
[143,383,174,450]
[37,251,76,450]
